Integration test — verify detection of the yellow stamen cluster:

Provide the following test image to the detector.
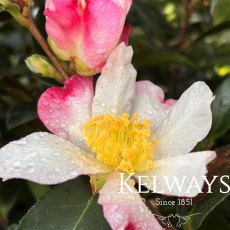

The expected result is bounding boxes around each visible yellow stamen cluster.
[83,113,157,173]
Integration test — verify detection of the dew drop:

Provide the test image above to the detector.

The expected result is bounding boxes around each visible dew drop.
[140,206,145,213]
[26,164,35,174]
[49,174,56,180]
[111,108,117,114]
[53,152,60,157]
[94,98,99,105]
[12,161,21,169]
[28,152,37,158]
[146,110,153,115]
[39,158,47,163]
[59,131,68,139]
[54,167,61,173]
[0,165,4,173]
[64,101,70,106]
[70,170,78,177]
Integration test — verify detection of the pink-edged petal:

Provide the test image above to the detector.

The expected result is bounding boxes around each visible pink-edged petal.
[98,172,164,230]
[118,23,131,45]
[81,0,132,69]
[45,0,132,69]
[0,132,111,184]
[45,0,81,54]
[135,151,216,197]
[38,75,93,147]
[155,81,214,159]
[92,43,137,116]
[164,99,176,106]
[131,81,175,132]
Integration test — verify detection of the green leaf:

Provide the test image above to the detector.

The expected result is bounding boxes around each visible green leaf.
[0,4,29,27]
[27,182,50,201]
[6,102,38,130]
[18,177,110,230]
[183,145,230,230]
[134,53,195,68]
[185,186,229,230]
[0,46,11,79]
[7,224,19,230]
[210,77,230,140]
[213,0,230,25]
[199,197,230,230]
[193,21,230,43]
[131,38,195,68]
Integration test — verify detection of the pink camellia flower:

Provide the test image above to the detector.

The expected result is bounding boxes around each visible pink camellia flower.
[45,0,132,76]
[0,43,216,230]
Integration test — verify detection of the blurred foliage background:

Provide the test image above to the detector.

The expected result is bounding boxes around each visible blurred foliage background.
[0,0,230,229]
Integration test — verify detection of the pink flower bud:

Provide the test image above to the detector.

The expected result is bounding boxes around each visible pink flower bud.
[45,0,132,75]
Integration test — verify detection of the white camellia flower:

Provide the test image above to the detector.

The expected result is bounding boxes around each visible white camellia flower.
[0,43,216,230]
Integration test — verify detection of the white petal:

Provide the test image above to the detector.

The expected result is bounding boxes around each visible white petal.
[0,132,111,184]
[131,81,175,132]
[135,151,216,197]
[92,43,137,116]
[155,81,214,159]
[98,172,164,230]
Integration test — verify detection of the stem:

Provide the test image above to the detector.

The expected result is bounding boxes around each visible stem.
[28,17,69,81]
[179,0,198,51]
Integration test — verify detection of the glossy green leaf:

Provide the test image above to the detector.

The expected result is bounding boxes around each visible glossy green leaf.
[0,46,11,79]
[199,196,230,230]
[134,53,195,68]
[184,186,229,230]
[27,182,50,201]
[131,38,195,68]
[210,77,230,140]
[184,146,230,230]
[18,177,110,230]
[194,21,230,43]
[6,102,38,130]
[213,0,230,25]
[8,224,19,230]
[0,4,29,27]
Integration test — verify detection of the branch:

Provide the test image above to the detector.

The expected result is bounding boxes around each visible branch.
[28,16,69,82]
[179,0,198,51]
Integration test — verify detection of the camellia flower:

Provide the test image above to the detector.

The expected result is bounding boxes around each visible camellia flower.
[45,0,132,76]
[0,43,216,230]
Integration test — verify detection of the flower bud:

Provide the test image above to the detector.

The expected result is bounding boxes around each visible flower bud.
[45,0,132,76]
[0,0,32,27]
[25,54,63,82]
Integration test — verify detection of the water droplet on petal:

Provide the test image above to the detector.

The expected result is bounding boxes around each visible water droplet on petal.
[0,165,4,173]
[140,206,145,213]
[54,167,61,173]
[94,99,99,105]
[146,110,153,115]
[12,161,21,169]
[39,158,46,163]
[111,108,117,114]
[26,164,35,174]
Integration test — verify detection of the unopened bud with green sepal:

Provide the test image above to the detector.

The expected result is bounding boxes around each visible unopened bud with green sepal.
[25,54,63,82]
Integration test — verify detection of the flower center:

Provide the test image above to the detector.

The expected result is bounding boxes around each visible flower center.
[83,113,157,173]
